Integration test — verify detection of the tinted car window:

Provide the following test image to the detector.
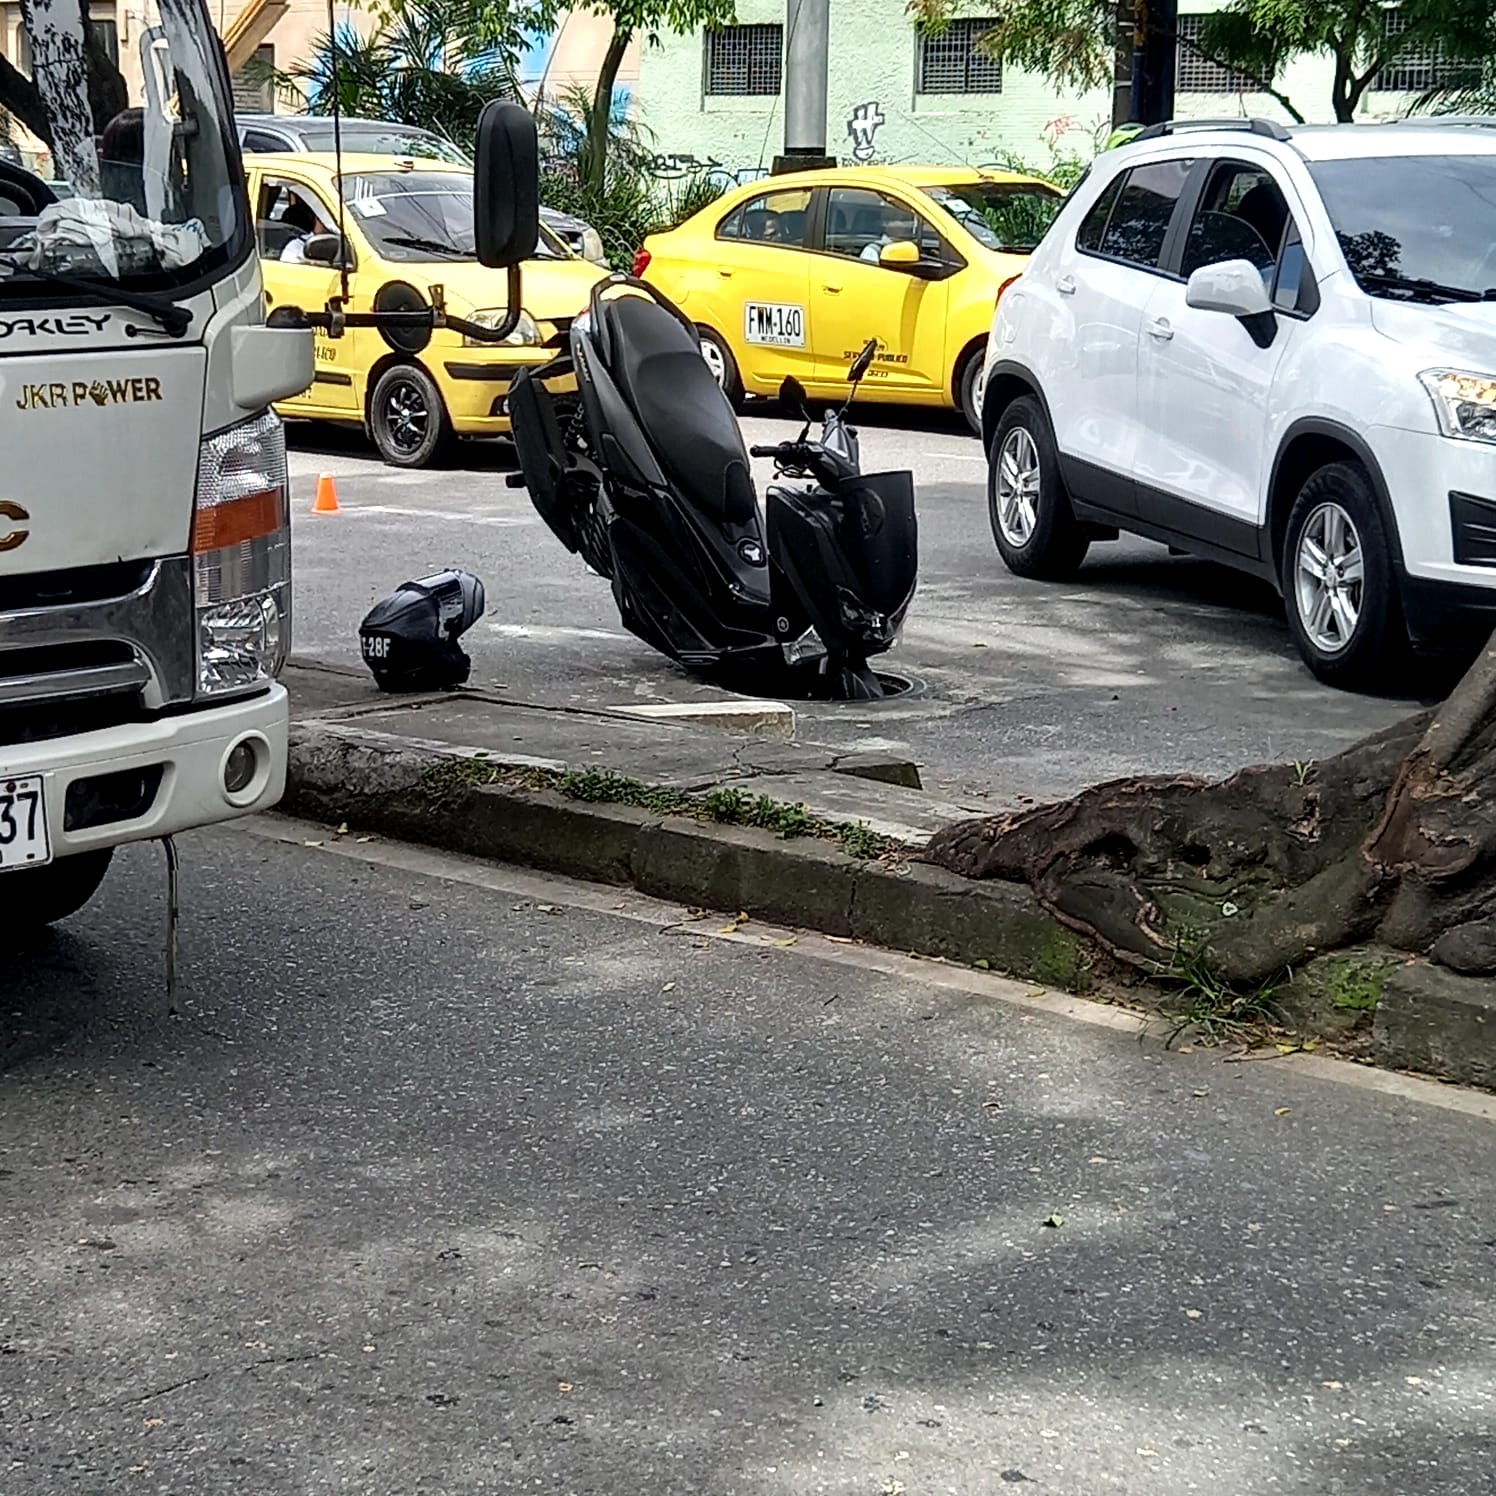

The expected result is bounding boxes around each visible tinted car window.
[1180,162,1289,282]
[1076,174,1122,252]
[1309,154,1496,302]
[1098,160,1193,269]
[243,128,292,152]
[717,187,812,247]
[824,188,947,262]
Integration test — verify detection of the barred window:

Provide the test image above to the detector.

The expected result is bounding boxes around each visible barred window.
[1372,7,1478,93]
[1175,14,1255,93]
[917,17,1003,95]
[704,23,782,97]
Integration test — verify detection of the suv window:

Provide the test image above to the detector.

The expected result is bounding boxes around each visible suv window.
[1180,161,1311,313]
[1096,160,1193,269]
[1075,174,1122,252]
[717,188,812,248]
[243,128,292,153]
[824,187,949,264]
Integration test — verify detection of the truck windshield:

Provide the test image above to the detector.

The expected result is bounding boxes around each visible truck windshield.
[0,0,243,299]
[340,171,567,260]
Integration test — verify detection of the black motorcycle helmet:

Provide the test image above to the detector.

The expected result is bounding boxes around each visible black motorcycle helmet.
[359,570,486,691]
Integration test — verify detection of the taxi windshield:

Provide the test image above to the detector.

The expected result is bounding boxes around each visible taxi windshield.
[0,0,244,298]
[337,170,566,260]
[924,181,1063,254]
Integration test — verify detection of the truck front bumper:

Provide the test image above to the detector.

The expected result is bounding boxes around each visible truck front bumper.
[1,684,288,861]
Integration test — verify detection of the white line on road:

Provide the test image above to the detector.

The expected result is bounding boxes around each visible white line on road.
[322,504,536,527]
[240,817,1496,1124]
[488,622,626,641]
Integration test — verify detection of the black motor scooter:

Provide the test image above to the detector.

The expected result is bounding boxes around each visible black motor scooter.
[506,274,917,700]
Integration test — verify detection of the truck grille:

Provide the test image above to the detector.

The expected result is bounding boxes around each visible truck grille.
[0,640,151,747]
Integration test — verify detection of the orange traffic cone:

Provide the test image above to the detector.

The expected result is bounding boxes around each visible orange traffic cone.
[311,473,340,514]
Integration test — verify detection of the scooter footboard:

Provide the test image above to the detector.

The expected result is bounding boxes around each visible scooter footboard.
[509,358,584,555]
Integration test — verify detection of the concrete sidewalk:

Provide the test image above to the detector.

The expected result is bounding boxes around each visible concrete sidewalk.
[280,660,1495,1090]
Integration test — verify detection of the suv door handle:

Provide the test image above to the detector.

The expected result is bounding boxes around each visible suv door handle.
[1147,317,1174,341]
[1056,275,1076,296]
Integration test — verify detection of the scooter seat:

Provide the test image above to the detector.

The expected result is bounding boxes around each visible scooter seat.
[598,295,757,526]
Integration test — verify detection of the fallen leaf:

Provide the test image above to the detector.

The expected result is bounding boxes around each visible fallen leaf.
[1405,1375,1425,1387]
[1322,1381,1343,1391]
[773,937,798,948]
[972,958,991,971]
[1137,1447,1157,1457]
[661,982,676,993]
[1042,1214,1064,1229]
[1027,988,1047,998]
[1038,1428,1059,1439]
[982,1098,1002,1111]
[1184,1308,1202,1319]
[558,1381,574,1393]
[1192,1088,1210,1098]
[143,1417,163,1430]
[303,839,323,848]
[129,1467,147,1476]
[362,1344,376,1353]
[895,1450,910,1460]
[336,822,349,836]
[356,836,373,844]
[1275,1107,1292,1117]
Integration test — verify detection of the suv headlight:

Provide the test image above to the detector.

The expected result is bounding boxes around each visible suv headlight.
[1419,369,1496,445]
[463,308,541,347]
[191,409,291,699]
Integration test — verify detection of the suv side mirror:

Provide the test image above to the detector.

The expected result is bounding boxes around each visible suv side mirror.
[473,99,539,268]
[879,239,920,268]
[303,232,353,268]
[1185,258,1272,318]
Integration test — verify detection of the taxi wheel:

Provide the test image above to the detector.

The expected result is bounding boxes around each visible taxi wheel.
[370,363,455,469]
[958,348,986,437]
[697,327,745,410]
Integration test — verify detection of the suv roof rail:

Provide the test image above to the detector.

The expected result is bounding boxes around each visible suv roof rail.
[1132,118,1292,142]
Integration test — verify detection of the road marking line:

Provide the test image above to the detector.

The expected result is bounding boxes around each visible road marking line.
[313,504,535,527]
[239,817,1496,1124]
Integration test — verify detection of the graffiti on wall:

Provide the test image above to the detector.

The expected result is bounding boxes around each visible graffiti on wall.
[845,102,886,163]
[646,151,768,189]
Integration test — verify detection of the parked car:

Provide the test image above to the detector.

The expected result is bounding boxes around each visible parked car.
[635,164,1064,433]
[982,117,1496,688]
[236,114,607,265]
[248,151,607,466]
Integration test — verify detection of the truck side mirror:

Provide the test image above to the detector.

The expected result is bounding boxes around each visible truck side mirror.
[473,99,540,268]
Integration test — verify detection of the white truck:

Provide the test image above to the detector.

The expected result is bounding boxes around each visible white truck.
[0,0,314,924]
[0,0,540,928]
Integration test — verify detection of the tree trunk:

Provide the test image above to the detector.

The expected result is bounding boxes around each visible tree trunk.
[925,638,1496,984]
[1331,45,1356,122]
[584,24,631,197]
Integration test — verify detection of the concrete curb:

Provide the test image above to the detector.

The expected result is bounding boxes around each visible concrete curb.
[283,722,1493,1087]
[283,721,1101,994]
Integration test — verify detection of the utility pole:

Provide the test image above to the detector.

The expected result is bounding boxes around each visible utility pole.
[1128,0,1178,125]
[773,0,834,174]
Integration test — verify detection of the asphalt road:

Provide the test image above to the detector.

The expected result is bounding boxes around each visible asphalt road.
[283,411,1440,801]
[5,828,1496,1494]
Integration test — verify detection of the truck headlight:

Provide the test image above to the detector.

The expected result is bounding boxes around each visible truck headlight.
[1419,369,1496,445]
[191,409,291,699]
[463,308,541,347]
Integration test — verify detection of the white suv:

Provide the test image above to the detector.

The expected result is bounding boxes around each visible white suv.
[981,117,1496,688]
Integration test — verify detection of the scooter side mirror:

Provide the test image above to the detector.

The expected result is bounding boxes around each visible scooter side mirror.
[848,338,878,385]
[473,99,539,268]
[779,375,809,414]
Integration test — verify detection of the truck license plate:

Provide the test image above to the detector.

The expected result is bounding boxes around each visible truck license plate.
[0,775,51,871]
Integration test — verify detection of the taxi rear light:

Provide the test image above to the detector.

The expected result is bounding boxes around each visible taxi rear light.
[633,248,652,277]
[191,487,285,553]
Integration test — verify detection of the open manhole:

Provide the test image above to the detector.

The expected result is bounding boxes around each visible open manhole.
[721,667,918,704]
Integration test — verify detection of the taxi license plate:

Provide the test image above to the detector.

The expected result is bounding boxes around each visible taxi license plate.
[0,775,52,871]
[744,302,805,348]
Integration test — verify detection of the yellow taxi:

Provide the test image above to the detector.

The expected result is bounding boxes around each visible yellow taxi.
[248,153,608,466]
[634,164,1064,434]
